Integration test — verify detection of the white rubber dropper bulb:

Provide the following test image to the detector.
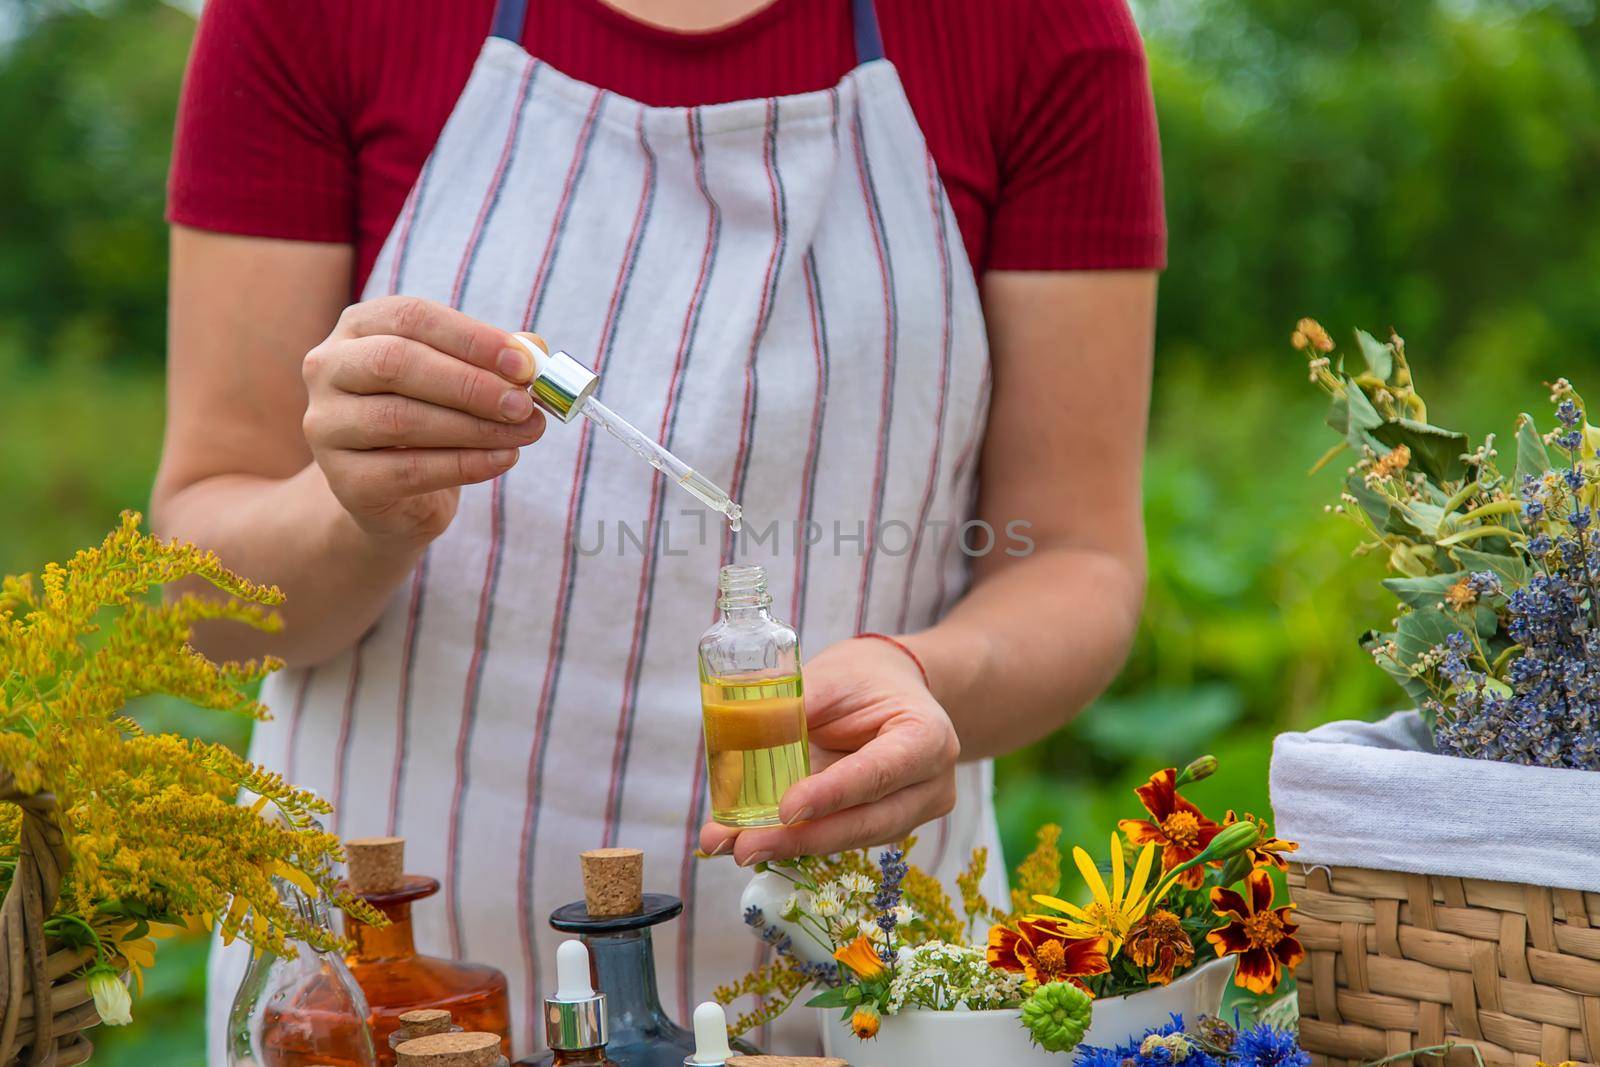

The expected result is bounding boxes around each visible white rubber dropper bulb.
[554,939,595,1001]
[687,1001,734,1065]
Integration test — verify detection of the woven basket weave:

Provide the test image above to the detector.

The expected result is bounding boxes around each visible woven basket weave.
[0,771,97,1067]
[1289,862,1600,1067]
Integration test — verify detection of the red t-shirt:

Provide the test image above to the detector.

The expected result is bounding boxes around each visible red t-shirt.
[168,0,1165,294]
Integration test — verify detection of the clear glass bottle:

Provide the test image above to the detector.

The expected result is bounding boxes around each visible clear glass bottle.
[227,874,379,1067]
[698,564,808,828]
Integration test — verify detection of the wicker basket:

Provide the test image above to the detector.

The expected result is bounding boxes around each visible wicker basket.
[1289,862,1600,1067]
[0,771,98,1067]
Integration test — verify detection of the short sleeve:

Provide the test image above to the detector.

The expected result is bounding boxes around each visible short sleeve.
[987,0,1166,272]
[167,0,355,243]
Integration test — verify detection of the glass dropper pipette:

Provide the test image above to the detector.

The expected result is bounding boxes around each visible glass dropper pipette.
[511,333,743,530]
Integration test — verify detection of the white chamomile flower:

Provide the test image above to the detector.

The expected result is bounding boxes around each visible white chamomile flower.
[812,884,844,918]
[841,872,874,896]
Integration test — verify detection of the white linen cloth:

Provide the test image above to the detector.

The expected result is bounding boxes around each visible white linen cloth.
[1270,710,1600,894]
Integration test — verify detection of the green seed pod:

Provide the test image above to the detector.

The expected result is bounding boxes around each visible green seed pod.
[1020,981,1093,1054]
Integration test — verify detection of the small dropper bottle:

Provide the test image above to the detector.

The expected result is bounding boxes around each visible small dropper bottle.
[698,565,808,828]
[545,940,619,1067]
[683,1003,735,1067]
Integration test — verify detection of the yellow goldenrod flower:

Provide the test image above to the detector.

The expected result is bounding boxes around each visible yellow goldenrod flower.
[1033,833,1157,954]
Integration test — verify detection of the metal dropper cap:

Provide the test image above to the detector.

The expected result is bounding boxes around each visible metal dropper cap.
[546,939,609,1051]
[513,333,598,423]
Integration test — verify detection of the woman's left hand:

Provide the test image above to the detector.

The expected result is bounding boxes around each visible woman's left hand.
[698,636,960,866]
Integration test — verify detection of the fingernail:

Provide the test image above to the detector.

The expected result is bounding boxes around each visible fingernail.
[500,389,534,421]
[783,807,814,827]
[488,448,518,468]
[740,850,773,868]
[498,345,535,383]
[710,838,734,857]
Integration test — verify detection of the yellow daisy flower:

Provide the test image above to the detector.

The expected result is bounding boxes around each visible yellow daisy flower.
[1033,833,1157,954]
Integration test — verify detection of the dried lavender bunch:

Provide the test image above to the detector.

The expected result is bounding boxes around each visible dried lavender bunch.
[1299,321,1600,771]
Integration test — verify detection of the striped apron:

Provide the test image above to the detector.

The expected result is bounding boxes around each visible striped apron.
[207,0,1001,1058]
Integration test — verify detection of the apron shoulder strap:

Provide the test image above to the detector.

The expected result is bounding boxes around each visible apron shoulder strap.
[491,0,882,62]
[852,0,884,64]
[491,0,527,42]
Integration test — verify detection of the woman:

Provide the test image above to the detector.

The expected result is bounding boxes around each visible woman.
[156,0,1162,1056]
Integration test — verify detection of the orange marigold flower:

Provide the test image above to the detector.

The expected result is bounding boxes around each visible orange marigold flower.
[987,916,1109,990]
[833,934,886,980]
[1206,870,1305,995]
[1223,811,1299,872]
[1124,909,1194,986]
[851,1005,881,1040]
[1118,768,1222,889]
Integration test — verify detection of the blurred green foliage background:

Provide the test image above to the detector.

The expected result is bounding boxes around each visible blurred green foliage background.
[3,0,1599,1061]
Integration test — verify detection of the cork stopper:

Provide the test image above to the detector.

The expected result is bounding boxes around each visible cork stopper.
[346,837,405,894]
[396,1008,455,1039]
[580,848,643,916]
[394,1031,502,1067]
[729,1059,850,1067]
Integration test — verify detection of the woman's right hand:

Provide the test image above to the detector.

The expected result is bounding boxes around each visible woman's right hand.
[301,296,547,545]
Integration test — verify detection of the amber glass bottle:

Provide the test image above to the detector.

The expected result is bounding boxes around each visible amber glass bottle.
[342,838,512,1065]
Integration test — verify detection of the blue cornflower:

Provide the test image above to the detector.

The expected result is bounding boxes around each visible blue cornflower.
[1231,1025,1310,1067]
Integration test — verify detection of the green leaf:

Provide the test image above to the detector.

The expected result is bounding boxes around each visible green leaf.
[1393,499,1448,537]
[805,988,851,1009]
[1360,630,1433,709]
[1344,475,1417,536]
[1515,413,1550,486]
[1394,606,1466,663]
[1355,328,1394,380]
[1343,380,1385,452]
[1325,395,1350,436]
[1450,546,1529,588]
[1381,573,1460,608]
[1370,418,1469,482]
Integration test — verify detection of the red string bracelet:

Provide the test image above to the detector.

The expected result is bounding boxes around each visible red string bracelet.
[855,632,930,690]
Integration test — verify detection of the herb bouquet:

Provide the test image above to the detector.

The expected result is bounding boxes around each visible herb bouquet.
[1274,322,1600,1067]
[722,758,1305,1067]
[0,513,379,1065]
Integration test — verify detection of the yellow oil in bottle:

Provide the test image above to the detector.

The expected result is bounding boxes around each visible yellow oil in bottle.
[700,672,808,827]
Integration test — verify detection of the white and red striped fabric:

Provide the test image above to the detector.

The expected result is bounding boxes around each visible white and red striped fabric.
[208,3,1001,1058]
